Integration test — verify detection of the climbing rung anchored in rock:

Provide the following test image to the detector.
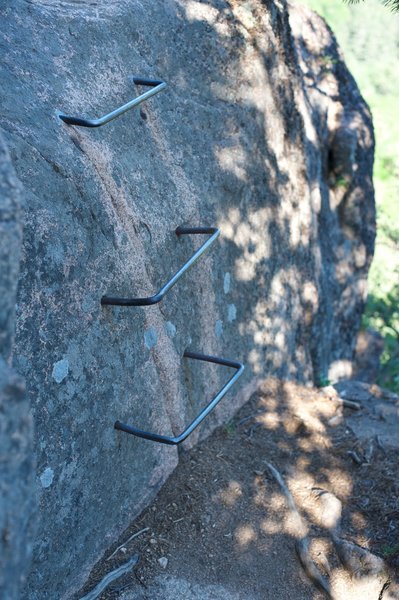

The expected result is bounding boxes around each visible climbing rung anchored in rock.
[101,226,220,306]
[115,351,244,445]
[59,77,166,127]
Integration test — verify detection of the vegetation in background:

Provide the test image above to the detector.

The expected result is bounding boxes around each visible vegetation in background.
[302,0,399,392]
[346,0,399,11]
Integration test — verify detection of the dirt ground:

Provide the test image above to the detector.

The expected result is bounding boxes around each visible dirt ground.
[77,379,399,600]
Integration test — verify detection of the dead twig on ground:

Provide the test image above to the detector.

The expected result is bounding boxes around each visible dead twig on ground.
[329,396,362,410]
[347,450,363,465]
[322,386,362,410]
[106,528,149,561]
[338,398,362,410]
[365,440,374,463]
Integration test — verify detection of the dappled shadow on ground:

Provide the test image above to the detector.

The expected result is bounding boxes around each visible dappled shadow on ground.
[78,381,399,599]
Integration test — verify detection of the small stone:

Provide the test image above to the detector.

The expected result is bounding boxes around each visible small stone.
[328,415,343,426]
[158,557,168,569]
[150,538,156,545]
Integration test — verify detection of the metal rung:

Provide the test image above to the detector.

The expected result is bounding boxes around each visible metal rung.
[101,227,220,307]
[59,77,166,127]
[114,351,244,445]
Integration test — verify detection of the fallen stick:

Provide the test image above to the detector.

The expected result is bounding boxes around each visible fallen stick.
[322,387,361,410]
[106,527,149,561]
[365,440,374,463]
[347,450,362,465]
[338,398,361,410]
[265,463,332,599]
[331,397,361,410]
[80,553,139,600]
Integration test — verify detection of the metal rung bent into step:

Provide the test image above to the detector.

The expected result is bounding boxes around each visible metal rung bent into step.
[59,77,166,127]
[114,351,244,445]
[101,227,220,307]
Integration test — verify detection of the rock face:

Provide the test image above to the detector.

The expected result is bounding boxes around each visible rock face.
[0,133,35,598]
[289,3,376,382]
[0,1,375,598]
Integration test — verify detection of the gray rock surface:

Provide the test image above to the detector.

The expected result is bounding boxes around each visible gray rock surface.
[119,576,257,600]
[0,1,375,598]
[335,380,399,449]
[0,133,35,598]
[289,3,376,382]
[0,133,22,358]
[353,328,384,382]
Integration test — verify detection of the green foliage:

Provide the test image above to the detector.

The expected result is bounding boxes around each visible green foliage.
[363,277,399,393]
[302,0,399,392]
[345,0,399,11]
[333,175,350,189]
[317,376,331,388]
[224,420,236,435]
[320,54,339,71]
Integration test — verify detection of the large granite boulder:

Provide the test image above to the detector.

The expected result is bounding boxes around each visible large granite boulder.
[0,134,35,598]
[0,1,375,598]
[289,2,376,382]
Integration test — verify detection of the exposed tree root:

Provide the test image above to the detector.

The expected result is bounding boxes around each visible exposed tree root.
[79,553,139,600]
[266,463,332,598]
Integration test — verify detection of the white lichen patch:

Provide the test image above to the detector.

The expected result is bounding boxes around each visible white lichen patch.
[227,304,237,322]
[215,320,223,338]
[165,321,177,338]
[223,272,231,294]
[144,327,158,349]
[52,358,69,383]
[40,467,54,489]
